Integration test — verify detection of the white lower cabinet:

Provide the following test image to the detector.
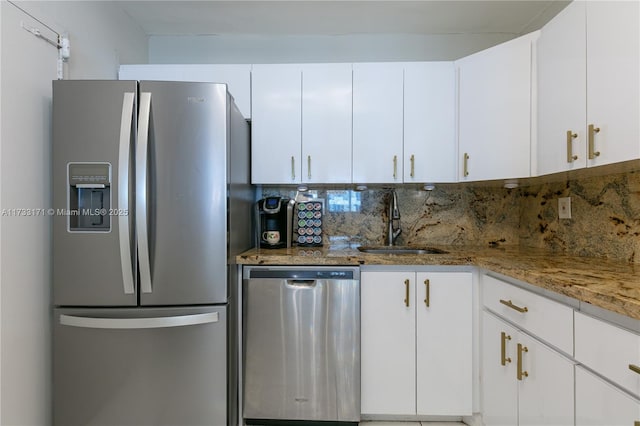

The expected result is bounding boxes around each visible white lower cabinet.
[482,312,518,425]
[576,366,640,426]
[482,311,574,426]
[361,270,472,417]
[575,311,640,398]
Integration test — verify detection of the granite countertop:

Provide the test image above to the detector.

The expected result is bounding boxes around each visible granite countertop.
[237,245,640,321]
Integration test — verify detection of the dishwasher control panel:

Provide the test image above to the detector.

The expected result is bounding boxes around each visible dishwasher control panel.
[243,268,356,280]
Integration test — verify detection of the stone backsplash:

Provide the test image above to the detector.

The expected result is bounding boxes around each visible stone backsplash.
[262,184,521,248]
[262,169,640,263]
[519,170,640,263]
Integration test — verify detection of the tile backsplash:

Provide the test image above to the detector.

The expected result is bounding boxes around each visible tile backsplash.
[262,169,640,263]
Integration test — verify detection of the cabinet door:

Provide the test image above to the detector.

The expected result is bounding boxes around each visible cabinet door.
[482,311,518,426]
[576,366,640,426]
[361,271,416,415]
[517,332,574,426]
[575,311,640,398]
[536,1,587,175]
[416,272,472,415]
[251,64,302,184]
[586,0,640,167]
[404,62,457,183]
[457,33,536,181]
[301,64,352,184]
[352,63,404,183]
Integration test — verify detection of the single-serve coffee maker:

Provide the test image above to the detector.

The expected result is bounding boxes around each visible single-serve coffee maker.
[255,197,294,249]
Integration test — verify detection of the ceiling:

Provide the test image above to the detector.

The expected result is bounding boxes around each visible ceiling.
[120,1,571,37]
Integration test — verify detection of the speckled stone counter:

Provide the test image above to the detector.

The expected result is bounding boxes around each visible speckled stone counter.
[237,245,640,321]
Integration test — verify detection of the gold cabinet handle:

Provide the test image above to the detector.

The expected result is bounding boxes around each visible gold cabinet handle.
[566,130,578,163]
[501,332,512,366]
[291,156,296,180]
[463,153,470,177]
[634,421,640,426]
[393,155,398,180]
[410,154,415,178]
[424,279,430,307]
[588,124,601,159]
[404,279,410,307]
[517,343,529,381]
[629,364,640,375]
[307,155,311,180]
[500,299,528,313]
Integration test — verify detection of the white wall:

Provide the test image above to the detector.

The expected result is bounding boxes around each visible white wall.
[14,1,148,79]
[0,2,146,424]
[148,33,516,64]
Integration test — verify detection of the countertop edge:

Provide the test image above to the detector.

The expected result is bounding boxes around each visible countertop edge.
[236,246,640,322]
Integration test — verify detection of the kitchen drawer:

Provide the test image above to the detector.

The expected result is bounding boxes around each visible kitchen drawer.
[575,311,640,398]
[482,275,574,355]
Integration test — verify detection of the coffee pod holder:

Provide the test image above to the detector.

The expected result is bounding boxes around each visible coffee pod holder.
[294,199,324,247]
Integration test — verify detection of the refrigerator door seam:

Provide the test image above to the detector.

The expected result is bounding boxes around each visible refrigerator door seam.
[136,92,153,294]
[59,312,219,329]
[118,92,136,295]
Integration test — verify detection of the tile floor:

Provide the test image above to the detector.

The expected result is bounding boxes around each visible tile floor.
[360,422,466,425]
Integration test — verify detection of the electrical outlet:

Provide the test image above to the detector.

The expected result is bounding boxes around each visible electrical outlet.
[558,197,571,219]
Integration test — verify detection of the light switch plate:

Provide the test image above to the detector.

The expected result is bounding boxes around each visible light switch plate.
[558,197,571,219]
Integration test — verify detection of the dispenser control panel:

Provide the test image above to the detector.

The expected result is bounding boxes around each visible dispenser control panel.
[67,162,112,232]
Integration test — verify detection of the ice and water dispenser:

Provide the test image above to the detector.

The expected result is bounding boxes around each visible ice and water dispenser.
[67,163,111,232]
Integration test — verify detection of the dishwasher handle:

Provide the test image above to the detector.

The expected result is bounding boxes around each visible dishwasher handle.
[286,279,317,287]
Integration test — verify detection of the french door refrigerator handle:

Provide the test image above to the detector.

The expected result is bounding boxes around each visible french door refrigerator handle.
[59,312,219,330]
[136,92,153,294]
[118,92,136,295]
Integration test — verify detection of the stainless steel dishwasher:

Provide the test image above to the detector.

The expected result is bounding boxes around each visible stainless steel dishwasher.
[242,266,360,424]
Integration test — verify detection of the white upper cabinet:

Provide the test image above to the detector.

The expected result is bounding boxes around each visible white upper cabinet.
[457,32,538,182]
[537,0,640,175]
[352,63,404,184]
[403,62,457,183]
[251,64,302,184]
[301,64,352,184]
[537,1,587,175]
[118,64,252,119]
[586,0,640,167]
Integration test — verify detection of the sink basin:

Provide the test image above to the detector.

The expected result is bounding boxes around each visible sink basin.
[357,246,448,255]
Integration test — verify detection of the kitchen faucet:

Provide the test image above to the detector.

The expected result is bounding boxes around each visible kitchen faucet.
[387,189,402,246]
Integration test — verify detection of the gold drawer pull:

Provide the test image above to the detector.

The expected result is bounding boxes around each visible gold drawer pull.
[517,343,529,381]
[410,154,415,178]
[463,152,470,177]
[629,364,640,375]
[424,279,430,307]
[404,279,410,307]
[566,130,578,163]
[500,299,528,313]
[393,155,398,180]
[588,124,601,159]
[501,332,512,366]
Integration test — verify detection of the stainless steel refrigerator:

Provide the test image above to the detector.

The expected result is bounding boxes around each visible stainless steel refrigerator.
[51,80,253,426]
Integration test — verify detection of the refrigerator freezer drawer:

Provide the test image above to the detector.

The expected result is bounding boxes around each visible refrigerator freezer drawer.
[53,306,227,426]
